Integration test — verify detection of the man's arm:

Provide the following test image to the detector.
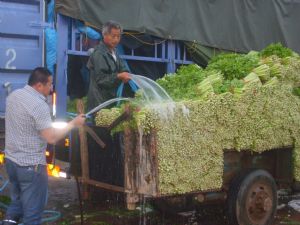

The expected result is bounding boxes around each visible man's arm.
[92,51,131,86]
[119,56,129,73]
[117,55,131,83]
[40,114,85,144]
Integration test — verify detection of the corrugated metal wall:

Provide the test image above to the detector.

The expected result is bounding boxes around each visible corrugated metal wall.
[0,0,44,114]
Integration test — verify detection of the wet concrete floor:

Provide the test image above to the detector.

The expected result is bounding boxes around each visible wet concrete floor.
[1,170,300,225]
[45,177,300,225]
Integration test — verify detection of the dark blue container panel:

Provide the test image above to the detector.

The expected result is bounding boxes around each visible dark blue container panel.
[0,73,29,113]
[0,35,41,70]
[0,0,44,114]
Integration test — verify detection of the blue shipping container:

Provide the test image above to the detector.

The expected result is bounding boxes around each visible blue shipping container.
[0,0,44,115]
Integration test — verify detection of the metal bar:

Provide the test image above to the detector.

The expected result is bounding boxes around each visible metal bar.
[176,42,180,60]
[71,20,76,51]
[162,42,166,59]
[55,14,68,119]
[66,50,170,62]
[183,45,187,61]
[0,0,39,5]
[28,22,52,29]
[79,33,83,52]
[67,45,193,65]
[41,0,45,67]
[66,50,89,56]
[121,55,168,62]
[0,32,39,40]
[174,59,193,64]
[166,40,176,73]
[0,68,33,73]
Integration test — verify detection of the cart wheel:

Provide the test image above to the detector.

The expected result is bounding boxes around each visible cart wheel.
[227,169,277,225]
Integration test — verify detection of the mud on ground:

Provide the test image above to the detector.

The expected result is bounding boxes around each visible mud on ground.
[47,177,300,225]
[1,165,300,225]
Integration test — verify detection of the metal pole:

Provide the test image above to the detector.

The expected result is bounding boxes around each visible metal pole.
[166,40,176,73]
[55,14,69,119]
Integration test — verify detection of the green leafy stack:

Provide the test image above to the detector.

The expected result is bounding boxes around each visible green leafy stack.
[94,108,122,127]
[155,64,207,100]
[260,43,293,58]
[95,43,300,195]
[206,52,259,80]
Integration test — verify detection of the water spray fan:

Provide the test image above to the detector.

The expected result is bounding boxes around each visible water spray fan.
[116,79,139,104]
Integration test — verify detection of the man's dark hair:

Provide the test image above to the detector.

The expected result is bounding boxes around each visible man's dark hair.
[28,67,51,86]
[102,20,122,36]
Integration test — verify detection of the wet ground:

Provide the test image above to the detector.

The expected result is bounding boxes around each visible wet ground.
[1,170,300,225]
[46,177,300,225]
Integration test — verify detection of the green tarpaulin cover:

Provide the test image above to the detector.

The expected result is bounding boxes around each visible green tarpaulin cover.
[56,0,300,53]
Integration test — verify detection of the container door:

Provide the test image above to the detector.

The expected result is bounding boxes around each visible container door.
[0,0,44,115]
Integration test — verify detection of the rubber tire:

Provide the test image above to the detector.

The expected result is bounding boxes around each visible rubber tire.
[227,169,277,225]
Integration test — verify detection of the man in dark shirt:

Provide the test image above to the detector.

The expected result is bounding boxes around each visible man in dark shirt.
[87,21,131,111]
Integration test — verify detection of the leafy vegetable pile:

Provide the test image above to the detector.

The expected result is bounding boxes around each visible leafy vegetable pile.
[95,43,300,195]
[156,43,300,101]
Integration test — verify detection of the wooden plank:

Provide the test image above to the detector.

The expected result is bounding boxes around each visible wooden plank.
[77,99,89,200]
[79,178,125,193]
[150,130,160,196]
[124,128,139,209]
[135,130,158,196]
[124,128,135,190]
[84,125,106,149]
[223,147,293,190]
[107,110,131,131]
[275,147,293,188]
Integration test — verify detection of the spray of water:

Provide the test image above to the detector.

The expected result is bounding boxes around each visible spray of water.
[181,104,190,119]
[130,74,173,103]
[85,97,131,116]
[87,75,188,120]
[130,74,179,120]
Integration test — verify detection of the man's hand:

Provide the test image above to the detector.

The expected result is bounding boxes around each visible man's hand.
[117,72,131,83]
[70,114,86,127]
[41,114,86,144]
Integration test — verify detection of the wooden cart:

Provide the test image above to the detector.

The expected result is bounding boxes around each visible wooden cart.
[69,111,295,225]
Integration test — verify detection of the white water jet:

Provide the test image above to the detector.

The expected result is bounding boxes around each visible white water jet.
[85,97,131,116]
[130,74,172,103]
[130,74,177,120]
